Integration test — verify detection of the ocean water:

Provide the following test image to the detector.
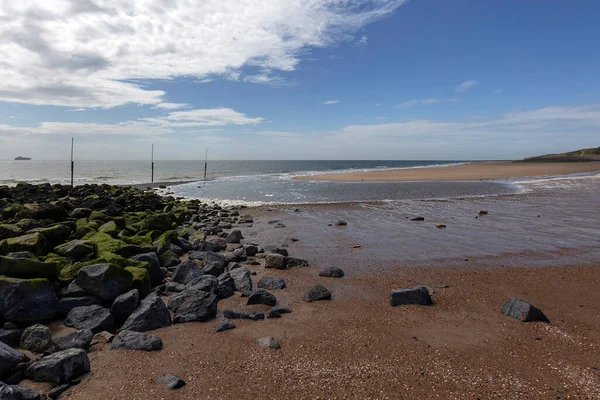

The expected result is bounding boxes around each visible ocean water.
[0,159,520,205]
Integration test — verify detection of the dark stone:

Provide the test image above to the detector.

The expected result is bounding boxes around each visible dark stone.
[111,289,139,324]
[57,281,87,298]
[111,330,163,351]
[222,309,264,320]
[202,261,224,277]
[164,281,186,294]
[173,291,218,324]
[257,276,286,290]
[244,245,259,256]
[120,294,172,332]
[247,290,277,307]
[0,328,24,347]
[158,374,186,390]
[411,217,425,221]
[171,261,204,285]
[225,230,243,243]
[266,309,281,318]
[0,340,25,380]
[318,267,345,278]
[58,296,102,316]
[229,266,252,292]
[129,252,163,285]
[48,380,79,399]
[186,275,218,293]
[389,286,433,306]
[262,245,288,256]
[334,220,347,226]
[214,319,236,332]
[28,348,90,383]
[285,257,309,268]
[270,305,292,315]
[20,324,53,353]
[256,336,280,349]
[501,298,549,322]
[0,277,58,324]
[64,305,114,333]
[0,382,43,400]
[169,243,184,256]
[75,263,133,302]
[303,285,331,302]
[264,253,286,269]
[54,240,95,259]
[54,329,94,351]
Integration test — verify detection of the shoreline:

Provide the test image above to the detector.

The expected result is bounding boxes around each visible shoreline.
[293,160,600,182]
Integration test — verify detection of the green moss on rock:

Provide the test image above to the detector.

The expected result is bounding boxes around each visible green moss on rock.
[0,255,61,279]
[124,266,151,297]
[0,224,24,240]
[0,232,47,256]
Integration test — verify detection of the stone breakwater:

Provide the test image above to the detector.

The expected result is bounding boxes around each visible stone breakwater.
[0,182,314,397]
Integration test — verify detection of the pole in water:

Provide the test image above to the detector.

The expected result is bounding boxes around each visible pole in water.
[70,137,74,187]
[151,144,155,183]
[203,148,208,181]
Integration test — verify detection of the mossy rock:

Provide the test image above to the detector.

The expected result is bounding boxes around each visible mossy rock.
[71,208,92,218]
[0,224,23,240]
[89,211,108,222]
[15,219,39,232]
[99,221,119,237]
[1,203,24,219]
[7,251,38,260]
[54,240,96,259]
[176,227,196,239]
[29,224,72,248]
[124,267,151,297]
[74,225,96,239]
[0,232,47,256]
[153,230,178,254]
[120,233,153,246]
[0,275,58,324]
[58,262,85,282]
[18,203,68,222]
[0,255,61,279]
[143,213,174,231]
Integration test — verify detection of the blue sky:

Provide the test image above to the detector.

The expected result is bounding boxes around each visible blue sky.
[0,0,599,160]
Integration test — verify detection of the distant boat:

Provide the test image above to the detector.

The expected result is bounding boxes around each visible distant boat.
[14,156,31,160]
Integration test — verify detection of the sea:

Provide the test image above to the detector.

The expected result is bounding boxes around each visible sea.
[0,159,523,205]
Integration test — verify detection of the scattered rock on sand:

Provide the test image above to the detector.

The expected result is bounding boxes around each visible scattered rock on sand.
[334,220,347,226]
[54,329,94,352]
[158,374,186,390]
[478,210,488,215]
[48,380,80,399]
[501,298,549,322]
[303,285,332,302]
[256,336,280,349]
[88,331,113,352]
[75,263,133,302]
[411,217,425,221]
[0,328,24,347]
[120,294,172,332]
[257,276,286,290]
[20,324,53,353]
[171,261,204,285]
[265,253,286,269]
[111,289,140,324]
[389,286,433,306]
[58,296,102,316]
[28,348,90,383]
[223,309,265,320]
[285,257,309,267]
[0,340,25,380]
[111,330,163,351]
[214,319,236,332]
[436,224,447,229]
[173,291,218,324]
[247,289,277,306]
[318,267,345,278]
[64,305,114,333]
[229,267,253,292]
[225,230,243,244]
[0,382,43,400]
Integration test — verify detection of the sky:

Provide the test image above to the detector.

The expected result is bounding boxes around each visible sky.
[0,0,599,161]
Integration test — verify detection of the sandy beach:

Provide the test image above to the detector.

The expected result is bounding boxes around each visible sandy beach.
[293,161,600,182]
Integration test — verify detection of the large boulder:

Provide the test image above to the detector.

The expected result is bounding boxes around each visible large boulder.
[173,291,218,324]
[29,225,71,249]
[389,286,432,306]
[28,348,90,383]
[0,381,43,400]
[159,250,180,269]
[111,289,139,324]
[54,329,94,352]
[124,267,151,298]
[64,305,114,333]
[19,203,68,222]
[111,330,163,351]
[54,240,96,259]
[0,224,23,240]
[501,298,549,322]
[247,290,277,306]
[0,340,25,380]
[143,213,173,231]
[303,285,332,302]
[0,255,60,279]
[264,253,286,269]
[225,230,243,243]
[57,296,101,316]
[120,294,172,332]
[20,324,53,353]
[171,261,204,285]
[257,276,286,290]
[0,277,58,324]
[75,263,133,302]
[186,275,218,293]
[229,267,252,292]
[129,252,162,285]
[0,233,47,256]
[0,328,24,346]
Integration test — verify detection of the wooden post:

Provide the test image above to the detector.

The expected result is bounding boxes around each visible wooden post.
[70,137,74,187]
[204,148,208,181]
[151,144,155,183]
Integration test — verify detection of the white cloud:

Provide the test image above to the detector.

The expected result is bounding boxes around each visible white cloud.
[255,131,299,138]
[456,80,478,92]
[357,35,368,45]
[0,0,406,108]
[493,89,503,94]
[396,98,456,108]
[155,103,191,110]
[322,100,340,105]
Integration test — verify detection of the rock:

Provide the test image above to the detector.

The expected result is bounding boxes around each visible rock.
[285,257,309,267]
[54,240,95,259]
[111,330,163,351]
[411,217,425,221]
[257,276,286,290]
[318,267,345,278]
[270,305,292,315]
[0,340,25,380]
[265,253,286,269]
[48,380,79,399]
[28,348,90,383]
[0,382,43,400]
[143,213,173,231]
[389,286,433,306]
[202,261,225,277]
[0,328,24,346]
[0,277,58,324]
[229,266,252,292]
[124,267,151,298]
[71,208,92,219]
[436,224,446,229]
[478,210,488,216]
[20,324,53,353]
[58,296,102,316]
[0,224,23,240]
[244,245,259,256]
[88,331,114,352]
[222,309,264,320]
[75,263,133,302]
[186,275,218,293]
[256,336,280,349]
[334,220,347,226]
[164,281,186,294]
[262,245,288,256]
[0,232,47,256]
[303,285,331,302]
[171,261,204,285]
[120,294,172,332]
[158,374,186,390]
[64,305,114,333]
[214,319,236,332]
[266,309,281,318]
[57,281,87,298]
[225,230,243,243]
[173,291,218,323]
[54,329,94,351]
[159,250,180,268]
[501,298,549,322]
[0,255,61,280]
[129,252,163,285]
[247,289,277,306]
[111,289,139,324]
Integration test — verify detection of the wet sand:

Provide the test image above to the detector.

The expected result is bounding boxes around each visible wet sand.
[293,161,600,182]
[26,176,600,399]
